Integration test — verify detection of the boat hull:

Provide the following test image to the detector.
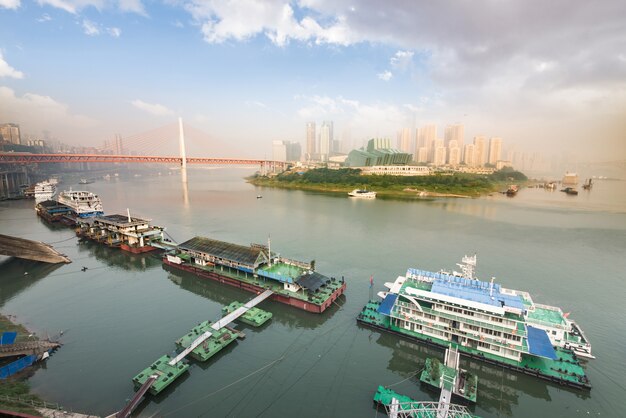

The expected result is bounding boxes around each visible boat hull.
[163,259,346,313]
[120,243,157,253]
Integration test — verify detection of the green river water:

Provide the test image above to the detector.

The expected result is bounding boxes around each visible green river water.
[1,168,625,417]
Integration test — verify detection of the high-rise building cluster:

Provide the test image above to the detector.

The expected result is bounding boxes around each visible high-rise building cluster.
[272,140,302,162]
[410,124,506,169]
[0,123,22,145]
[303,120,340,162]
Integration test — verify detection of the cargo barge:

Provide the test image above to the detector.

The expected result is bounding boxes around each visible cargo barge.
[163,236,346,313]
[35,200,73,223]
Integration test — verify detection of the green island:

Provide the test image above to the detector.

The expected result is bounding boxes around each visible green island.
[248,167,528,199]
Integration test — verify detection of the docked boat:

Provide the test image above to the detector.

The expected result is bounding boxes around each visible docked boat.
[79,178,94,184]
[56,189,104,218]
[348,189,376,198]
[36,200,73,223]
[34,181,57,203]
[358,255,593,389]
[75,211,165,253]
[505,185,518,196]
[163,236,346,313]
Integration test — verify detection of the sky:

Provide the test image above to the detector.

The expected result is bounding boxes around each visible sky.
[0,0,624,160]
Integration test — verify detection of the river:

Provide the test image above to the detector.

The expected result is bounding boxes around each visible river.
[1,168,625,417]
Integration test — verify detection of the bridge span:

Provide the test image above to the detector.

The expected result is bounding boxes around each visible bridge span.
[0,153,288,170]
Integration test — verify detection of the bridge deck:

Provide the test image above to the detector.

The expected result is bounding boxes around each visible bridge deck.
[168,290,273,366]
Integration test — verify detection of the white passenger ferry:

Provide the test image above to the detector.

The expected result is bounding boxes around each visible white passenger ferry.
[348,189,376,198]
[377,255,594,360]
[34,181,57,203]
[56,189,104,218]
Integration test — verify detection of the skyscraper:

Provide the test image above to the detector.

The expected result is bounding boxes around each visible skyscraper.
[319,121,333,162]
[306,122,316,160]
[448,140,461,166]
[272,140,287,162]
[444,124,464,148]
[488,137,503,165]
[473,136,488,166]
[463,143,476,166]
[397,128,411,154]
[0,123,21,145]
[416,124,437,162]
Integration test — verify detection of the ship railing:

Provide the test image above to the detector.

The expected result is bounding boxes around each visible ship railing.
[278,257,311,270]
[383,401,474,418]
[396,301,524,336]
[396,302,526,344]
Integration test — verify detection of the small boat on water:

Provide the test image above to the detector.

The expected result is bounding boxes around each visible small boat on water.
[348,189,376,199]
[505,185,518,196]
[582,179,593,190]
[79,178,94,184]
[561,187,578,195]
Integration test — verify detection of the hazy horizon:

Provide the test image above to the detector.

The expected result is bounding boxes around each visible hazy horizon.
[0,0,624,161]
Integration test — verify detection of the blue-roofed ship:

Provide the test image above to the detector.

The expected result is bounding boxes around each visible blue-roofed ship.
[358,255,593,390]
[163,236,346,313]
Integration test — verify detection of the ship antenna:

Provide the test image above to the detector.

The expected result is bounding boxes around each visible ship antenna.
[127,208,131,222]
[489,277,495,298]
[268,234,272,267]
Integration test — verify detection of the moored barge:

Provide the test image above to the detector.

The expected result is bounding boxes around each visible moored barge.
[75,212,165,253]
[163,236,346,313]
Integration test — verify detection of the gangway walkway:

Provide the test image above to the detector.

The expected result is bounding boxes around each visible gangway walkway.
[116,376,156,418]
[437,346,460,418]
[168,289,273,366]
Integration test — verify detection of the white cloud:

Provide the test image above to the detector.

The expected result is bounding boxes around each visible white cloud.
[82,19,100,36]
[37,13,52,22]
[107,27,121,37]
[118,0,145,16]
[390,50,414,70]
[0,86,98,134]
[0,0,21,10]
[36,0,145,15]
[377,70,392,81]
[131,99,174,116]
[0,53,24,79]
[185,0,357,46]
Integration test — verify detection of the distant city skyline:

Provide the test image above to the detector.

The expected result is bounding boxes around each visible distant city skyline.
[0,1,624,161]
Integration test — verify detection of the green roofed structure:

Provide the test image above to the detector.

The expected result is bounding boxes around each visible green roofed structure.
[345,138,412,167]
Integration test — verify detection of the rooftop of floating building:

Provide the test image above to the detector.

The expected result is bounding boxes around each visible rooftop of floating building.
[97,214,150,227]
[178,236,265,267]
[430,274,525,311]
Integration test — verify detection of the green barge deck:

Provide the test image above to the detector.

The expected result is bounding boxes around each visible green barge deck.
[222,301,273,327]
[358,300,591,390]
[132,354,189,396]
[175,320,241,362]
[420,358,477,403]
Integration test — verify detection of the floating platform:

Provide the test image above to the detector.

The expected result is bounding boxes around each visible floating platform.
[357,300,591,390]
[420,358,477,404]
[175,321,241,362]
[222,301,272,327]
[132,354,189,396]
[373,386,477,418]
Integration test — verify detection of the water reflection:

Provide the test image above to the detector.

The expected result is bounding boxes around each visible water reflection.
[164,264,343,330]
[369,330,589,417]
[76,241,162,271]
[0,258,62,306]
